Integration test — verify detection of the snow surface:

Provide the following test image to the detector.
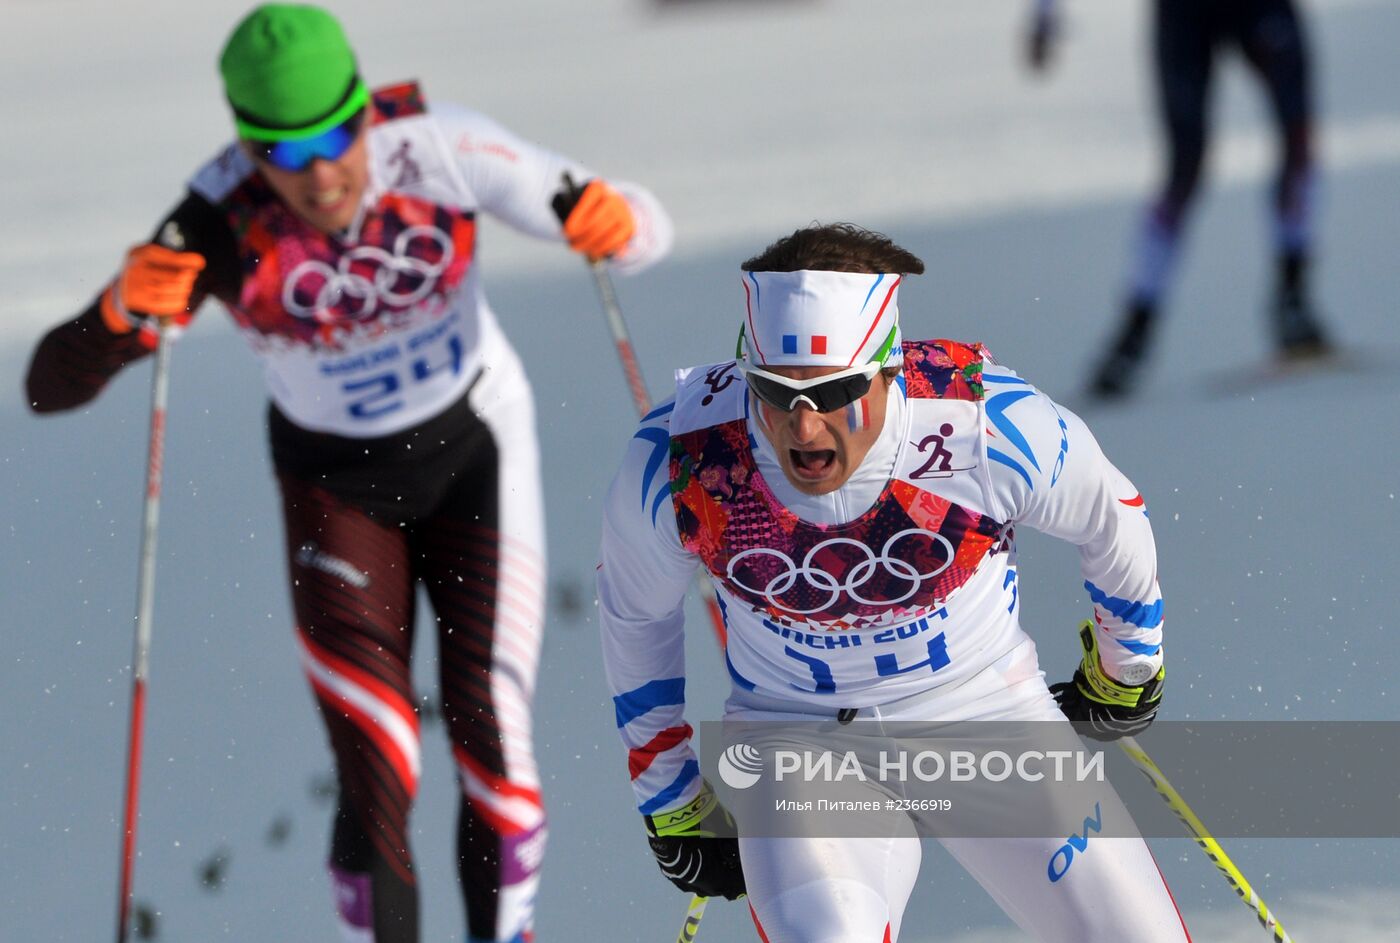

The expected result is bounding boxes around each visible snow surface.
[3,1,1399,940]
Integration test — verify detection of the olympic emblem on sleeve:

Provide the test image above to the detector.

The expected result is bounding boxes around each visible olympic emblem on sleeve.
[725,529,955,616]
[282,225,454,322]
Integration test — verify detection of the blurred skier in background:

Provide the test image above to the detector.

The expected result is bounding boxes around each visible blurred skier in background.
[1027,0,1332,396]
[24,4,671,941]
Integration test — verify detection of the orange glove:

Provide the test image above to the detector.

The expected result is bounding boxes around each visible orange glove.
[100,243,207,338]
[553,177,636,261]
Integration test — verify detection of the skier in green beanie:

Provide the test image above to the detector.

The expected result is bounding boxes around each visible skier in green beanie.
[26,5,674,941]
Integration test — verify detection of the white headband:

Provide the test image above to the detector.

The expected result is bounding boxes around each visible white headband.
[738,269,903,368]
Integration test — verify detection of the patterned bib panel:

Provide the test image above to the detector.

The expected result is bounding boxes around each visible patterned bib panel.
[670,340,1007,630]
[217,83,478,351]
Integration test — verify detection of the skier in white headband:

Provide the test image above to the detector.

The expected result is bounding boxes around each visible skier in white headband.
[597,223,1188,941]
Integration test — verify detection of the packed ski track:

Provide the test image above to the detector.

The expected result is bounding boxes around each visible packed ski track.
[3,1,1398,940]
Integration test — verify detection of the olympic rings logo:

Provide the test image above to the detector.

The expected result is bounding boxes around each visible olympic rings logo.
[725,529,954,616]
[282,225,455,321]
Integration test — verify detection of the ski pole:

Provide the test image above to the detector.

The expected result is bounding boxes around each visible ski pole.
[674,894,708,943]
[582,256,728,647]
[551,172,731,649]
[115,325,173,943]
[582,261,730,936]
[586,257,652,422]
[556,180,733,932]
[1118,736,1295,943]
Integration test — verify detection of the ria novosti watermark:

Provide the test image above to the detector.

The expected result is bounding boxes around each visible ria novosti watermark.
[720,742,1105,789]
[702,721,1400,839]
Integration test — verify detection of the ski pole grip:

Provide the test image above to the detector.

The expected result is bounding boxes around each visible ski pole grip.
[551,171,588,226]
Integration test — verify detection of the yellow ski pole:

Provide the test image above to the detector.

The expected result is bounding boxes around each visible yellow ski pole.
[1119,736,1295,942]
[675,894,708,943]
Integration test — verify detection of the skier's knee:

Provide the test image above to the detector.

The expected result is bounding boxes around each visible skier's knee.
[750,879,890,943]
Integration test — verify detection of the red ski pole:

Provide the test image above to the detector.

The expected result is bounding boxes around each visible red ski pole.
[115,325,173,942]
[553,171,728,647]
[557,178,728,938]
[583,257,728,648]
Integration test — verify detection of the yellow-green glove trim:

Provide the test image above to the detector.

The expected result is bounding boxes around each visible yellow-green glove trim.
[646,783,722,838]
[1074,620,1165,709]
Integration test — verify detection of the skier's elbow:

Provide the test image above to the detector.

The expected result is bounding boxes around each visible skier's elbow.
[24,371,85,415]
[26,397,69,415]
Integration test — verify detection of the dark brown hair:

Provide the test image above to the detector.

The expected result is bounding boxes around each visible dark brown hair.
[741,222,925,275]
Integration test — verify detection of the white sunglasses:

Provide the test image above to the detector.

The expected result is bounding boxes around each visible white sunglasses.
[738,361,883,413]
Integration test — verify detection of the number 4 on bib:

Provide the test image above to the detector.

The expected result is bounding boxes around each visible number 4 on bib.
[874,633,950,677]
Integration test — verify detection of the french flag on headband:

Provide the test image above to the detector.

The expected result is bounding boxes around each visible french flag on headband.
[741,269,904,369]
[782,334,828,355]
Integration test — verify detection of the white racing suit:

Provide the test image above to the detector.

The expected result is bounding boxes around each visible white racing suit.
[27,80,672,943]
[597,341,1189,942]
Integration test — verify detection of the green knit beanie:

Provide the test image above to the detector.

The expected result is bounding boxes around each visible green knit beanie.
[219,3,368,141]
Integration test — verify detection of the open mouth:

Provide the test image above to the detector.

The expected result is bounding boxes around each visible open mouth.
[309,185,350,209]
[789,448,836,479]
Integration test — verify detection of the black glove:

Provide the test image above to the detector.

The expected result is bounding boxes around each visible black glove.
[1051,620,1164,741]
[550,171,587,225]
[644,783,746,900]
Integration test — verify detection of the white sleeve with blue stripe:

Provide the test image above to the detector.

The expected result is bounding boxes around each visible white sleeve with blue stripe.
[596,398,706,815]
[981,367,1164,683]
